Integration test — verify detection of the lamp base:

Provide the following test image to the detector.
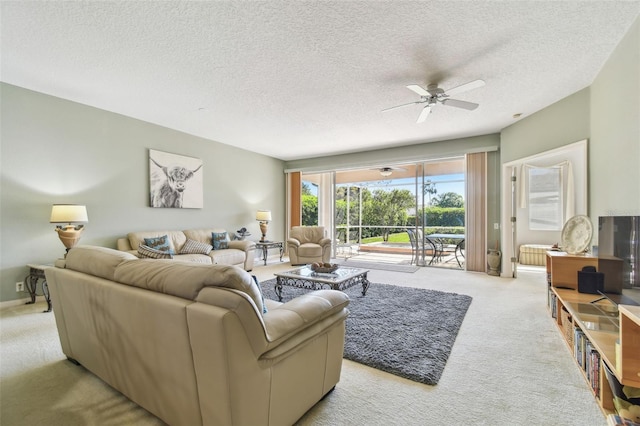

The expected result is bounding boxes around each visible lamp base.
[55,225,84,254]
[259,222,268,242]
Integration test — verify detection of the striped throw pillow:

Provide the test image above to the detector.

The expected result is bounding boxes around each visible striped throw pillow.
[179,239,213,255]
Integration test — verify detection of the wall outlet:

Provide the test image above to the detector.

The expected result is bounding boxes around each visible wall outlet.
[494,223,500,230]
[16,281,24,292]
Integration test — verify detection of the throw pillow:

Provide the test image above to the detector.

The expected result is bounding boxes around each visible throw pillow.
[212,232,230,250]
[252,275,268,314]
[143,235,174,254]
[179,239,213,255]
[138,244,174,259]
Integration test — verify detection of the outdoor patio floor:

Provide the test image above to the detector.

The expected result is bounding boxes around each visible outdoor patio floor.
[335,243,464,270]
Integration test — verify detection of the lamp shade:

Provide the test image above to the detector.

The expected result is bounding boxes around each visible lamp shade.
[256,210,272,222]
[50,204,89,224]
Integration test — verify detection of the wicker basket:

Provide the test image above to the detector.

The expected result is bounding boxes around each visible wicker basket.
[561,307,574,347]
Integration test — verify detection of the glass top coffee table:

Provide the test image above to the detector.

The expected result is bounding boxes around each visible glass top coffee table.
[273,266,370,302]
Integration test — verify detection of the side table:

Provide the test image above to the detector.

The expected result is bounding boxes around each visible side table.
[25,264,53,313]
[256,241,284,266]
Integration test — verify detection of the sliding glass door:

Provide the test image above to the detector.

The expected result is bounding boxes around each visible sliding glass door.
[326,158,466,269]
[289,152,492,272]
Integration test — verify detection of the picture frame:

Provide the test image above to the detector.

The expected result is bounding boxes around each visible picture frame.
[149,149,203,209]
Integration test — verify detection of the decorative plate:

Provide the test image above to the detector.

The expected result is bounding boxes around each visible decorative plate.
[561,215,593,254]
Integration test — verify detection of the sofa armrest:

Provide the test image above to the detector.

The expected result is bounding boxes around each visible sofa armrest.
[117,238,133,251]
[287,237,301,248]
[228,239,255,252]
[263,290,349,343]
[194,287,349,357]
[228,240,255,271]
[318,237,332,247]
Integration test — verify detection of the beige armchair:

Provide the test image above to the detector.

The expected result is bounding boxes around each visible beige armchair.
[288,226,332,265]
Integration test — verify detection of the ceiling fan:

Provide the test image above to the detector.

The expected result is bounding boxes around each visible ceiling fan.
[372,166,405,177]
[383,79,485,123]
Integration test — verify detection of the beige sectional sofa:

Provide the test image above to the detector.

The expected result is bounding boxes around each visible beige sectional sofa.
[46,245,350,426]
[116,228,256,271]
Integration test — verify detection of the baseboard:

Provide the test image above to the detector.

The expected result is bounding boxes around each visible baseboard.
[0,296,40,310]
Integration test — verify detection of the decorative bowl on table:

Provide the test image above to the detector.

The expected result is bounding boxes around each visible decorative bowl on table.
[310,262,339,273]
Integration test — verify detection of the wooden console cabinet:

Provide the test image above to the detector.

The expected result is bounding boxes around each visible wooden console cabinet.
[546,251,623,293]
[546,251,597,289]
[548,287,640,416]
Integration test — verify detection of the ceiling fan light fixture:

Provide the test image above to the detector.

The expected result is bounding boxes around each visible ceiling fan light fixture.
[384,79,485,123]
[380,168,393,177]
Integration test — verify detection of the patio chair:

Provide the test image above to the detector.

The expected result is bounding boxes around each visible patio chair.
[406,229,418,265]
[418,228,443,264]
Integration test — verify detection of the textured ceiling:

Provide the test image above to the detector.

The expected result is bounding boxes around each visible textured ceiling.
[2,1,639,161]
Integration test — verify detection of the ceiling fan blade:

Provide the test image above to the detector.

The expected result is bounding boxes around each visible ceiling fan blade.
[382,101,421,112]
[445,79,485,96]
[406,84,429,96]
[442,98,479,110]
[417,105,431,123]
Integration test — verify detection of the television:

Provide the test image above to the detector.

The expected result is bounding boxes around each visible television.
[598,216,639,290]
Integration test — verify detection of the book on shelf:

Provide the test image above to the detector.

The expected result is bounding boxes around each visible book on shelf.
[585,342,601,396]
[574,328,587,369]
[607,414,640,426]
[548,290,558,318]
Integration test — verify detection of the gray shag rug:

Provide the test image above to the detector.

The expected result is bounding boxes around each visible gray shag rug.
[260,279,472,385]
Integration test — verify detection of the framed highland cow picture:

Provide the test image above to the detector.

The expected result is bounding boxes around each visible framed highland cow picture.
[149,149,203,208]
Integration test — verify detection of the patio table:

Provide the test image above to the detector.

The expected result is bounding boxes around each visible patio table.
[426,233,465,268]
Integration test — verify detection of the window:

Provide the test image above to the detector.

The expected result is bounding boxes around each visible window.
[528,167,563,231]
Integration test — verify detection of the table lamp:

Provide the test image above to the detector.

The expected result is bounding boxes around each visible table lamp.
[50,204,89,255]
[256,210,272,242]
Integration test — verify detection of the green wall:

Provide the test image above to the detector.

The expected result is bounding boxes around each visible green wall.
[0,84,285,303]
[501,16,640,246]
[590,16,640,219]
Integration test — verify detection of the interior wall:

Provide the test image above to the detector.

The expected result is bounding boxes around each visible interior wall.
[499,15,640,274]
[501,88,591,165]
[285,134,500,172]
[590,16,640,223]
[0,83,285,303]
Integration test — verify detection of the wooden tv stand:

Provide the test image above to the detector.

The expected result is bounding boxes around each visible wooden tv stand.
[546,251,623,293]
[547,286,640,415]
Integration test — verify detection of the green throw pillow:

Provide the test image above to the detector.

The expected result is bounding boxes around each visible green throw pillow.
[212,232,230,250]
[143,235,174,254]
[252,275,268,314]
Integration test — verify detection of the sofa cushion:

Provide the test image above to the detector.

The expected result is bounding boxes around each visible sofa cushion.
[212,232,230,250]
[290,226,325,244]
[183,228,226,245]
[114,261,264,314]
[65,245,137,281]
[210,249,245,266]
[138,244,174,259]
[298,243,323,257]
[179,239,213,255]
[173,254,212,264]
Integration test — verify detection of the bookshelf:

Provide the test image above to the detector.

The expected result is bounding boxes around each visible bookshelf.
[548,287,640,415]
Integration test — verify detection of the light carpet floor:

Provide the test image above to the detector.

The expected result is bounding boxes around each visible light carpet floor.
[1,263,606,425]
